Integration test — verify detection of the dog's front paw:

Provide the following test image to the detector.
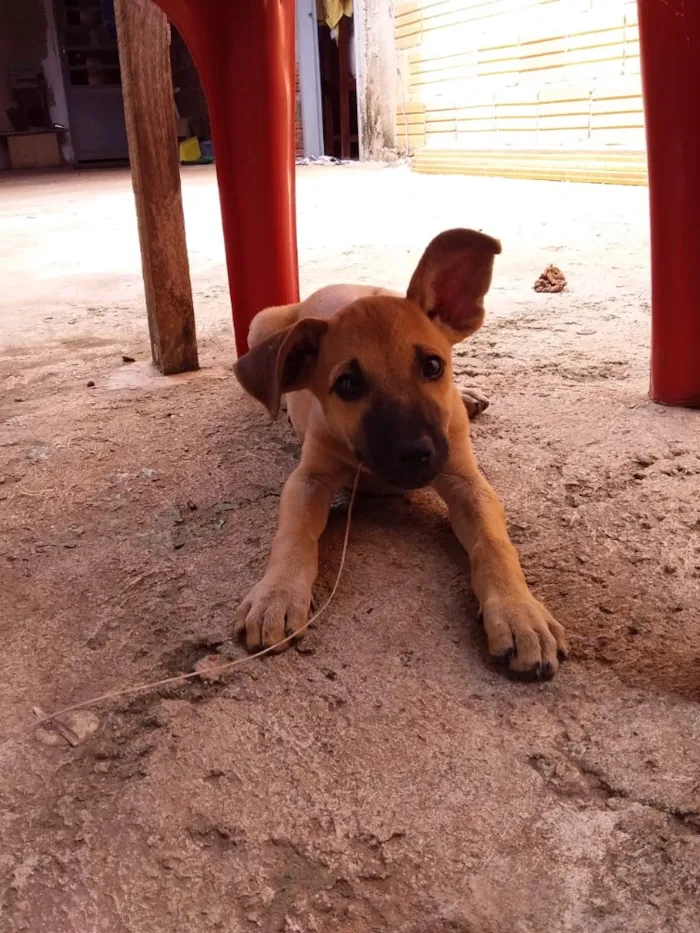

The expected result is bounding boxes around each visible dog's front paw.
[481,593,568,679]
[461,386,490,418]
[234,578,310,653]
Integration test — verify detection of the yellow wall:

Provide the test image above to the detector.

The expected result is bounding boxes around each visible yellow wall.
[395,0,645,181]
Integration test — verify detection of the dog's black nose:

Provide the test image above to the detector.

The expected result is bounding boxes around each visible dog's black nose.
[361,399,448,489]
[397,436,435,469]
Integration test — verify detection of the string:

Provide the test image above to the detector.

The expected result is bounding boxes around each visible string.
[10,465,363,745]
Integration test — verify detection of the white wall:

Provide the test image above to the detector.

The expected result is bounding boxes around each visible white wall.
[41,0,74,162]
[354,0,397,158]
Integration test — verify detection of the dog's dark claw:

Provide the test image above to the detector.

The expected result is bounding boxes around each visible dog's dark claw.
[508,662,543,682]
[491,645,516,670]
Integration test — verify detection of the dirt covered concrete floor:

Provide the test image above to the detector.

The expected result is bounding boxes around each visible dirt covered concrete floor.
[0,164,698,932]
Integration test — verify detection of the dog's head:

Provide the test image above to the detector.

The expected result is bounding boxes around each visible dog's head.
[234,229,501,489]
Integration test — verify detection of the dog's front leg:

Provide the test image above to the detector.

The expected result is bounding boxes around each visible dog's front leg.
[234,462,342,652]
[433,431,568,678]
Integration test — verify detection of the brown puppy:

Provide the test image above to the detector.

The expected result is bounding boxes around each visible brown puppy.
[233,229,568,678]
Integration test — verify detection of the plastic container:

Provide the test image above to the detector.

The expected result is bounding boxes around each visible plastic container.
[179,136,201,163]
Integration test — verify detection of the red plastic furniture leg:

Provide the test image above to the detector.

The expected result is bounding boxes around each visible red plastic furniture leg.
[152,0,299,357]
[638,0,700,407]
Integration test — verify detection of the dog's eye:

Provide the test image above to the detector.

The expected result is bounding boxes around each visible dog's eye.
[333,371,366,401]
[421,355,445,380]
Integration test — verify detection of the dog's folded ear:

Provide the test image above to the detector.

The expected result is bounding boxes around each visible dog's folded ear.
[233,317,328,419]
[407,228,502,343]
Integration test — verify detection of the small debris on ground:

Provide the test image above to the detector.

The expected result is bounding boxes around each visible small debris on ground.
[295,155,350,166]
[193,654,227,683]
[33,708,100,747]
[534,264,567,293]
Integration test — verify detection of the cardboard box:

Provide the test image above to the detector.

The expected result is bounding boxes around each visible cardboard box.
[8,132,62,169]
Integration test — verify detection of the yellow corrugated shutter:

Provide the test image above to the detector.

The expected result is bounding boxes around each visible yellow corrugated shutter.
[395,0,646,185]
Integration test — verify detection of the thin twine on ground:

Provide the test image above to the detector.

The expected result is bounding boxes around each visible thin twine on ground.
[5,464,364,747]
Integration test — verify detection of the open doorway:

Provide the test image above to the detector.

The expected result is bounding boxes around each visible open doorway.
[297,0,359,160]
[51,0,209,166]
[317,3,358,159]
[54,0,129,163]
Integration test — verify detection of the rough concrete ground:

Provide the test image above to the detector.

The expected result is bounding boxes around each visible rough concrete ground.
[0,164,698,933]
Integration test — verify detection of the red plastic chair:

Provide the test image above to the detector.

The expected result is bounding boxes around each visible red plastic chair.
[151,0,299,358]
[151,0,698,407]
[638,0,700,407]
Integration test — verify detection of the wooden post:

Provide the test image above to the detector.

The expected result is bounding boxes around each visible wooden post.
[114,0,198,374]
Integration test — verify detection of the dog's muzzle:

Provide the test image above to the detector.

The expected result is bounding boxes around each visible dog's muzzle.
[360,397,448,490]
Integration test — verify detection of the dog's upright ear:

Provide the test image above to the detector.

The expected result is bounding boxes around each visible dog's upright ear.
[233,318,328,419]
[407,228,502,343]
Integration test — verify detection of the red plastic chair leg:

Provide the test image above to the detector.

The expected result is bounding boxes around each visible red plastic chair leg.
[638,0,700,407]
[153,0,299,357]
